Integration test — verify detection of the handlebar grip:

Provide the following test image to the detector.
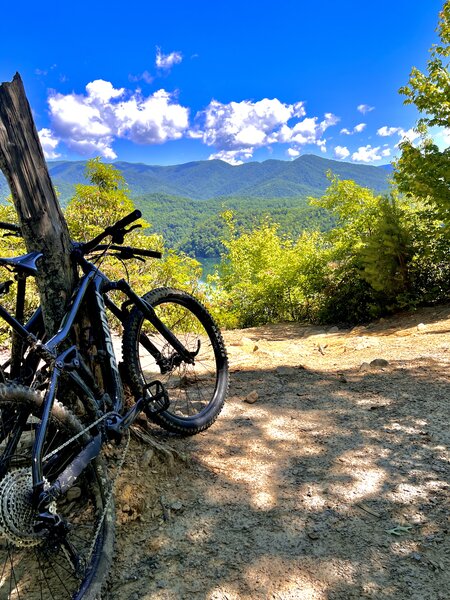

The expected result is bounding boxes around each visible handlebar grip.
[109,210,142,233]
[126,247,162,259]
[0,222,21,233]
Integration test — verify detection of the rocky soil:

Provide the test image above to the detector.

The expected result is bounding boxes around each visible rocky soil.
[107,305,449,600]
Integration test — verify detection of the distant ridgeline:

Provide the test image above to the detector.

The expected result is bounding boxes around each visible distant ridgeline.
[0,154,391,258]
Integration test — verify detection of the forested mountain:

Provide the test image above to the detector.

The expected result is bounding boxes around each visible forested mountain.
[0,154,391,257]
[0,154,390,204]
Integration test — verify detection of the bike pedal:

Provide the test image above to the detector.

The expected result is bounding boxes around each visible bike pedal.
[143,380,170,415]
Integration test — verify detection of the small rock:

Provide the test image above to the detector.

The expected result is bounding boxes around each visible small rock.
[171,501,183,511]
[417,323,427,332]
[328,326,339,333]
[122,503,131,513]
[337,372,347,383]
[360,362,371,372]
[244,390,259,404]
[143,448,155,465]
[370,358,389,368]
[307,531,320,540]
[241,337,258,352]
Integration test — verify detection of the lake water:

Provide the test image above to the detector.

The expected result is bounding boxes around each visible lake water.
[198,256,221,281]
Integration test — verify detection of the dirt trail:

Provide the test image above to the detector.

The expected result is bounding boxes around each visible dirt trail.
[108,305,450,600]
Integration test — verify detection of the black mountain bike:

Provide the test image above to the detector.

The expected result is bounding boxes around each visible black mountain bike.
[0,210,228,599]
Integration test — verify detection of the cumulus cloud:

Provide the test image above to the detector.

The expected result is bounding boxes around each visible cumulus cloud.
[377,125,402,137]
[208,148,254,165]
[351,144,390,163]
[196,99,338,163]
[357,104,375,114]
[340,123,366,135]
[287,148,301,158]
[156,47,183,70]
[334,145,350,160]
[377,125,421,148]
[44,78,340,164]
[47,79,189,158]
[38,128,61,159]
[397,128,421,144]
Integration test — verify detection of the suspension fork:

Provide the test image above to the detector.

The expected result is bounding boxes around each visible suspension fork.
[115,279,196,364]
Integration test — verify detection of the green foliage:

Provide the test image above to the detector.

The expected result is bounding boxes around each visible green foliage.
[215,216,329,327]
[395,1,450,217]
[213,174,450,328]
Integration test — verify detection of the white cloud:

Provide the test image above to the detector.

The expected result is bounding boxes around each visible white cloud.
[377,125,402,137]
[351,145,388,163]
[340,123,366,135]
[431,127,450,150]
[85,80,125,103]
[287,148,300,158]
[334,145,350,159]
[357,104,375,114]
[156,47,183,70]
[47,80,189,158]
[208,148,254,165]
[38,128,60,159]
[398,127,421,144]
[196,99,338,161]
[114,89,189,144]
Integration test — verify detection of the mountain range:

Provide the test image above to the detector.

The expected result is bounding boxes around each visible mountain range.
[0,154,393,258]
[0,154,391,203]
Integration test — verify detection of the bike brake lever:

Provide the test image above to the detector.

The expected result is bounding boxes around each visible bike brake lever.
[111,224,142,244]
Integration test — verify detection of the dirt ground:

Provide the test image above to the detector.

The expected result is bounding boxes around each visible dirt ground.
[107,305,449,600]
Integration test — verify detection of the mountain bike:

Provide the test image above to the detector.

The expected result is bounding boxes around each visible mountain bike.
[0,210,228,599]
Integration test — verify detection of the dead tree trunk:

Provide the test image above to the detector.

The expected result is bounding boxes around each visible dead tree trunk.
[0,73,76,336]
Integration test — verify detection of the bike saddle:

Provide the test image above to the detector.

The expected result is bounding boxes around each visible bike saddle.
[0,251,43,275]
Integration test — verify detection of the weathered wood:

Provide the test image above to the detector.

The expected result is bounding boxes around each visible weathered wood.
[0,73,76,335]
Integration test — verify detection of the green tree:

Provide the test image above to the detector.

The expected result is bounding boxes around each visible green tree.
[216,214,328,327]
[65,159,202,300]
[395,2,450,218]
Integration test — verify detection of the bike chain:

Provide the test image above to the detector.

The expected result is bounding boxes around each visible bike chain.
[43,411,116,461]
[87,428,130,562]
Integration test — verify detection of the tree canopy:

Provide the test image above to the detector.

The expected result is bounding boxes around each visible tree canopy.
[394,1,450,219]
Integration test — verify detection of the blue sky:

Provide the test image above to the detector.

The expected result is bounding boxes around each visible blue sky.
[1,0,445,166]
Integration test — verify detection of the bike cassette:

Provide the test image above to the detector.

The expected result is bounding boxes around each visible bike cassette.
[143,380,170,415]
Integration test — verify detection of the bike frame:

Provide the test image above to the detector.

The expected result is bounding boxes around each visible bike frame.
[0,252,195,507]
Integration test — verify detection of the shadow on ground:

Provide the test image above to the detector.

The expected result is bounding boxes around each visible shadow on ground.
[107,347,449,600]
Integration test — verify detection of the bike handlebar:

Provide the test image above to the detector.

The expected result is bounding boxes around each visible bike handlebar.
[80,209,142,254]
[0,212,162,260]
[94,244,162,259]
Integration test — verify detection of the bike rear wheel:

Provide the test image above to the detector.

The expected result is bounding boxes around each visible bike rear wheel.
[122,288,228,435]
[0,384,114,600]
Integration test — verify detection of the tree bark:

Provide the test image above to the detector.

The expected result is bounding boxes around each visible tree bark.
[0,73,76,336]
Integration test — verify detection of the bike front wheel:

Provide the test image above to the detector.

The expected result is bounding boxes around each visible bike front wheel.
[122,287,228,435]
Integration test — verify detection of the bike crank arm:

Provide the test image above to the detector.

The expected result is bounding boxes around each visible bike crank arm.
[105,380,170,438]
